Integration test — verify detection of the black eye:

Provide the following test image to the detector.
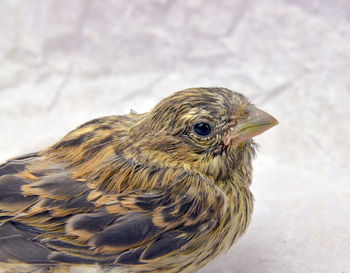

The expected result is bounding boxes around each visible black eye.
[193,122,212,136]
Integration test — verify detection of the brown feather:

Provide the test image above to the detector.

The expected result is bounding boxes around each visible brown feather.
[0,87,277,273]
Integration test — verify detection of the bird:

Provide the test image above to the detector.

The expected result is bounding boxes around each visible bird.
[0,87,278,273]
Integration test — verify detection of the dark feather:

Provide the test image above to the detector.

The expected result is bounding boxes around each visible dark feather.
[116,247,146,265]
[91,213,161,251]
[0,222,51,264]
[0,152,39,177]
[0,162,26,176]
[49,253,98,264]
[25,176,92,198]
[141,231,190,261]
[67,211,118,234]
[0,175,37,210]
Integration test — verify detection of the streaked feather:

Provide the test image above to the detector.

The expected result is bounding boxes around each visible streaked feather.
[0,88,268,273]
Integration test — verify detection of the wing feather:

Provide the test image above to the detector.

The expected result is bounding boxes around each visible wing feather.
[0,153,227,266]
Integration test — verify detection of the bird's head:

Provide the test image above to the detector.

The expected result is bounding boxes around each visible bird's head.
[129,88,278,180]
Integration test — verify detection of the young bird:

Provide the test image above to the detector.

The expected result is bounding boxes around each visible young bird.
[0,87,277,273]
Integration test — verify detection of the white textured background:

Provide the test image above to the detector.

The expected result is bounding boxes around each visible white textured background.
[0,1,349,273]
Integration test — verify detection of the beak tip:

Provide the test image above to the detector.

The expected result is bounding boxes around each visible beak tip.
[271,117,279,126]
[259,108,278,128]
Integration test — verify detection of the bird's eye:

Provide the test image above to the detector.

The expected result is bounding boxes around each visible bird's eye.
[193,122,212,137]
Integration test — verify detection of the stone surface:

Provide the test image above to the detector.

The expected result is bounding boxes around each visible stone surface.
[0,1,349,272]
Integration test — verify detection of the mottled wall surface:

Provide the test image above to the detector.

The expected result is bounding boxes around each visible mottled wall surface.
[0,1,349,272]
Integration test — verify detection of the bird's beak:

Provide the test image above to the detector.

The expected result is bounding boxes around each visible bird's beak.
[223,105,279,146]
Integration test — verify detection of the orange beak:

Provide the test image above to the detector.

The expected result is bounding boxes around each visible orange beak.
[223,105,278,146]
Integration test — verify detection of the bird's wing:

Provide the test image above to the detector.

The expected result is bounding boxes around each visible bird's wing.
[0,153,227,266]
